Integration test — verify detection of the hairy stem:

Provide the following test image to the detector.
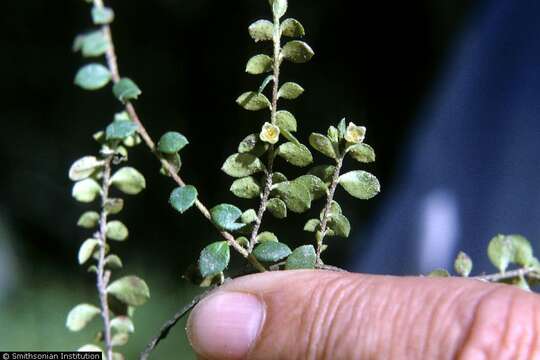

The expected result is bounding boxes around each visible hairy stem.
[92,0,266,273]
[317,155,344,262]
[248,15,283,251]
[474,267,540,282]
[96,155,114,360]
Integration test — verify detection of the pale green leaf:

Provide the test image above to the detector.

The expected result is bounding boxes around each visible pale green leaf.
[338,170,380,200]
[285,245,316,270]
[106,220,129,241]
[158,132,189,154]
[309,133,337,159]
[320,200,342,220]
[105,254,123,269]
[256,231,278,243]
[253,242,291,262]
[74,63,111,90]
[107,276,150,306]
[113,78,141,103]
[91,6,115,24]
[304,219,320,232]
[454,251,473,277]
[104,198,124,214]
[236,92,271,111]
[281,41,314,63]
[294,175,327,201]
[78,239,99,265]
[246,54,273,75]
[488,234,514,273]
[270,0,288,19]
[276,142,313,167]
[241,209,258,224]
[309,165,336,185]
[169,185,198,214]
[75,31,108,57]
[278,82,304,99]
[199,241,230,277]
[111,316,134,334]
[267,198,287,219]
[281,18,305,37]
[428,269,450,277]
[66,303,101,332]
[328,214,351,238]
[272,181,311,213]
[248,20,274,42]
[72,179,101,203]
[110,167,146,195]
[221,153,265,178]
[275,110,297,132]
[348,143,376,163]
[106,121,138,141]
[111,333,129,347]
[230,177,261,199]
[210,204,245,231]
[69,156,103,181]
[77,211,100,229]
[238,134,269,157]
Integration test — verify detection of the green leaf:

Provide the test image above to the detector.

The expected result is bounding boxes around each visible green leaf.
[510,235,534,267]
[160,153,182,176]
[112,333,129,347]
[337,118,347,138]
[74,31,108,57]
[107,276,150,307]
[256,231,278,243]
[454,251,473,277]
[276,142,313,167]
[221,153,265,178]
[428,269,450,277]
[309,165,336,185]
[248,20,274,42]
[72,179,101,203]
[488,234,514,272]
[238,134,269,157]
[106,121,138,141]
[304,219,320,232]
[320,200,342,220]
[267,198,287,219]
[158,132,189,154]
[338,170,380,200]
[273,181,311,213]
[281,41,314,63]
[69,156,103,181]
[210,204,245,231]
[66,303,101,332]
[78,239,99,265]
[253,242,292,262]
[294,175,327,201]
[309,133,337,159]
[105,254,123,269]
[285,245,316,270]
[278,82,304,99]
[106,220,129,241]
[328,214,351,238]
[104,198,124,214]
[113,78,142,103]
[74,63,111,90]
[272,172,288,183]
[241,209,258,224]
[281,18,305,37]
[236,92,271,111]
[199,241,230,277]
[111,316,135,334]
[77,211,100,229]
[270,0,288,19]
[327,126,339,143]
[169,185,198,214]
[246,55,273,75]
[110,167,146,195]
[91,6,115,24]
[275,110,297,132]
[348,143,376,163]
[230,177,261,199]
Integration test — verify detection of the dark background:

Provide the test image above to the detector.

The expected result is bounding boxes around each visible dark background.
[0,0,471,356]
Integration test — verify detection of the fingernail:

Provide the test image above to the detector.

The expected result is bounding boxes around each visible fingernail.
[187,291,264,359]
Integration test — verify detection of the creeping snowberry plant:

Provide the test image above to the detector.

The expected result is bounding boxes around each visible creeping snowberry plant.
[66,0,540,359]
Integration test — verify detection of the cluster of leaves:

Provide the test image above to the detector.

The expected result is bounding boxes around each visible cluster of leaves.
[431,234,540,291]
[172,0,380,285]
[67,1,149,359]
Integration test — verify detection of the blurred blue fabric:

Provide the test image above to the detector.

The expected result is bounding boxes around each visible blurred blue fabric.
[352,0,540,275]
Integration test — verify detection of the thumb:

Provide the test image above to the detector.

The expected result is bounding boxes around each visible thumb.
[187,270,540,359]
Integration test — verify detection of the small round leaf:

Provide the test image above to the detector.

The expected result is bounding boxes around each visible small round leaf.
[113,78,142,103]
[281,41,314,64]
[253,242,292,262]
[246,55,273,75]
[338,171,380,200]
[158,132,189,154]
[169,185,198,214]
[285,245,316,270]
[107,276,150,307]
[110,167,146,195]
[210,204,245,231]
[74,63,111,90]
[199,241,230,278]
[66,304,101,332]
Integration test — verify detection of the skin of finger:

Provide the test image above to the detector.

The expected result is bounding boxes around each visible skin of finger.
[202,271,540,360]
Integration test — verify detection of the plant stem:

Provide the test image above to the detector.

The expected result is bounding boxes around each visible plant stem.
[474,267,540,282]
[92,0,266,273]
[248,15,282,251]
[96,155,114,360]
[317,155,345,263]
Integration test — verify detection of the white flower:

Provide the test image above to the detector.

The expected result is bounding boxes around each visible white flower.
[345,122,366,144]
[259,122,280,144]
